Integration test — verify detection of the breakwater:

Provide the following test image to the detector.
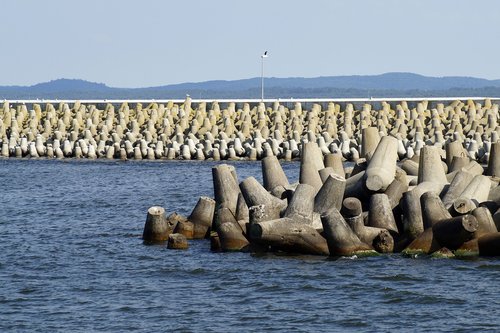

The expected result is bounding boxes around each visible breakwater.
[0,98,498,162]
[144,138,500,258]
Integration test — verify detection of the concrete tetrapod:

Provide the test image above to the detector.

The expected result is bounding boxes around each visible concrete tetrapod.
[283,184,317,227]
[301,141,325,171]
[477,232,500,256]
[343,170,370,206]
[321,207,376,256]
[261,156,289,192]
[471,207,498,238]
[142,206,171,243]
[368,194,398,233]
[441,171,475,209]
[240,177,286,221]
[210,232,222,252]
[212,164,240,215]
[314,174,346,215]
[164,212,186,233]
[324,153,345,179]
[462,160,485,176]
[249,217,329,255]
[340,197,363,218]
[360,127,381,159]
[445,140,466,170]
[345,214,385,249]
[418,145,448,185]
[248,204,274,225]
[299,161,323,195]
[489,188,500,209]
[216,207,249,252]
[350,159,368,178]
[342,197,386,248]
[450,198,477,216]
[487,141,500,178]
[401,159,419,176]
[459,175,491,204]
[432,215,478,250]
[449,156,470,173]
[173,220,194,239]
[364,135,398,192]
[188,196,215,239]
[373,230,394,253]
[401,190,424,241]
[402,228,441,256]
[167,233,189,250]
[318,167,336,183]
[235,193,250,232]
[420,191,452,229]
[384,177,408,209]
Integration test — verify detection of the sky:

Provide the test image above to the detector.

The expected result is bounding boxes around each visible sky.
[2,0,500,87]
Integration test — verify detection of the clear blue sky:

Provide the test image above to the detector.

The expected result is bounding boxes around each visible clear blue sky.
[2,0,499,87]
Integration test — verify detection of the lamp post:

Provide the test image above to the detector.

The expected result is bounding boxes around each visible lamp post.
[261,51,268,101]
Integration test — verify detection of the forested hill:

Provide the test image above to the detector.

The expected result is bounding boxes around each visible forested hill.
[2,73,500,99]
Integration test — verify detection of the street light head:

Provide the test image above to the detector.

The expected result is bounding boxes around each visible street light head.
[260,51,268,101]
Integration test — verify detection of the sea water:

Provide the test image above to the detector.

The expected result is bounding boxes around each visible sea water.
[0,159,499,332]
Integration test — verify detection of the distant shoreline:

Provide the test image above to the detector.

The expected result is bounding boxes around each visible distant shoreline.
[3,73,500,100]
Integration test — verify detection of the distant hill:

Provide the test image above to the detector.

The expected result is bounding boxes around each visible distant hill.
[160,73,500,91]
[30,79,111,93]
[1,73,500,99]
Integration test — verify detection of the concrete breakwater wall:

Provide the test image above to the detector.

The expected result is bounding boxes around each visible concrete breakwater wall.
[144,140,500,257]
[0,98,498,162]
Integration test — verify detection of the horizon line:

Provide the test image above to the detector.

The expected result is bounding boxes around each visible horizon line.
[4,97,499,105]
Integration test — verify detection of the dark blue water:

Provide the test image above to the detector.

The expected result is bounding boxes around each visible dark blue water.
[1,159,499,332]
